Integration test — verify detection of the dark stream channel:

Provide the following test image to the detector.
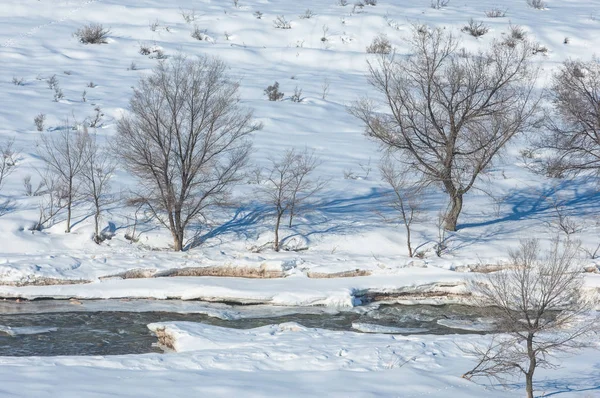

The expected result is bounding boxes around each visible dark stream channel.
[0,300,497,356]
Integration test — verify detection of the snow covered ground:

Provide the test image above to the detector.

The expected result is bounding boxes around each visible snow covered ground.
[0,321,596,397]
[2,0,600,396]
[1,0,600,287]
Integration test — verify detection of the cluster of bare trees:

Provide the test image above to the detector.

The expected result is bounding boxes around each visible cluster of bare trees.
[350,24,600,262]
[24,26,600,260]
[30,56,324,252]
[35,124,115,242]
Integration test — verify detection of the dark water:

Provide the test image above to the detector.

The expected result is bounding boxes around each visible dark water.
[0,301,496,357]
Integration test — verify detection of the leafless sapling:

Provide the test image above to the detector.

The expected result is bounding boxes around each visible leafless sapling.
[115,55,260,251]
[255,148,323,251]
[81,134,116,243]
[31,170,68,231]
[379,157,424,257]
[462,238,598,398]
[37,123,89,232]
[350,26,540,231]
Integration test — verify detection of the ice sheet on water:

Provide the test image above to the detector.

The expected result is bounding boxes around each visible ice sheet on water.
[351,322,429,334]
[436,318,497,332]
[0,325,58,336]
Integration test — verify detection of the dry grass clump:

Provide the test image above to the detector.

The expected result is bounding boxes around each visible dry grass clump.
[153,327,176,351]
[306,269,372,278]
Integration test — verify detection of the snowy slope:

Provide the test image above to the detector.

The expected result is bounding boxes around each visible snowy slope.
[2,0,600,290]
[1,2,600,397]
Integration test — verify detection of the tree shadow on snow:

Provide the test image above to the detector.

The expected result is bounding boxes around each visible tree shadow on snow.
[185,204,271,250]
[459,177,600,231]
[496,372,600,397]
[185,188,391,250]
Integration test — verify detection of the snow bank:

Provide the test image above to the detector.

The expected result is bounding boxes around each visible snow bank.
[0,270,469,306]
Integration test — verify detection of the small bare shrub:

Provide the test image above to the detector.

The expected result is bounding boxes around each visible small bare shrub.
[150,48,167,59]
[74,23,110,44]
[527,0,546,10]
[321,78,330,100]
[299,9,316,19]
[532,42,548,55]
[290,87,304,103]
[509,23,527,40]
[364,0,377,5]
[461,19,489,37]
[34,113,46,131]
[366,34,392,54]
[87,106,104,128]
[338,0,349,5]
[139,43,152,55]
[47,75,58,90]
[149,19,160,32]
[253,11,263,19]
[273,15,291,29]
[431,0,449,9]
[264,81,284,101]
[87,81,96,88]
[485,8,506,17]
[180,8,197,23]
[191,25,207,41]
[53,86,64,102]
[12,77,24,86]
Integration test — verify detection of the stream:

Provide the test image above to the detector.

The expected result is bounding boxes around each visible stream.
[0,300,499,356]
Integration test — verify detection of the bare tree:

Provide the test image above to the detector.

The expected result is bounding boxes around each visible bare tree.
[81,134,116,243]
[115,56,260,251]
[37,123,89,233]
[534,59,600,177]
[350,26,540,231]
[379,156,424,257]
[462,239,598,398]
[255,148,323,251]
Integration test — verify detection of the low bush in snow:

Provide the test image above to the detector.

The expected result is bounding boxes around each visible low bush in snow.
[74,23,110,44]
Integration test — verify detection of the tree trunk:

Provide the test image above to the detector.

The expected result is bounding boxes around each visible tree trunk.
[172,231,183,251]
[288,204,295,228]
[405,223,413,257]
[526,333,536,398]
[66,187,72,233]
[525,374,534,398]
[169,210,184,251]
[443,193,463,231]
[93,207,100,244]
[274,212,283,252]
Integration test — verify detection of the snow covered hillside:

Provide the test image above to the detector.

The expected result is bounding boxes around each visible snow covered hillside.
[1,1,600,398]
[1,0,600,290]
